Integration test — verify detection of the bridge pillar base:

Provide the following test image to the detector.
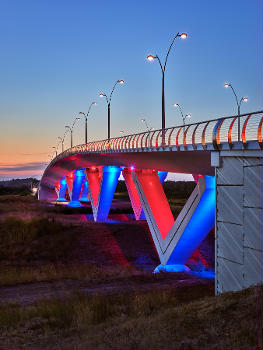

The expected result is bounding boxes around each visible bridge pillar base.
[213,150,263,294]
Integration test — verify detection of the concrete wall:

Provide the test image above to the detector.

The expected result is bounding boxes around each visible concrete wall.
[214,150,263,294]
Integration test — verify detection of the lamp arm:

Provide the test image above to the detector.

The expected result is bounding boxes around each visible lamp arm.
[229,84,239,109]
[163,33,180,72]
[155,55,164,74]
[109,80,120,103]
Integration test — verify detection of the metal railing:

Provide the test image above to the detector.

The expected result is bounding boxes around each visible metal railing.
[51,111,263,164]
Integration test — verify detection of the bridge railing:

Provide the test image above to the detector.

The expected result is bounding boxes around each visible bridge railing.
[52,111,263,163]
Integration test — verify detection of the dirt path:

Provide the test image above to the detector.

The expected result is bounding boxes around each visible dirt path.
[0,273,213,305]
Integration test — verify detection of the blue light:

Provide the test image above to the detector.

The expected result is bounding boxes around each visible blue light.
[190,269,215,279]
[80,180,89,202]
[68,200,82,207]
[167,175,215,265]
[57,178,67,201]
[158,171,168,184]
[68,170,85,207]
[154,264,190,273]
[96,166,121,222]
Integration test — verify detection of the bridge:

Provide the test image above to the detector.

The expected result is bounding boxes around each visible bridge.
[39,111,263,294]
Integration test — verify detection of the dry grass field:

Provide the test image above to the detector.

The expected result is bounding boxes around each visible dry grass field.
[0,191,262,349]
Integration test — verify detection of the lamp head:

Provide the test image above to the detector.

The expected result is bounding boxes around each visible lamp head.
[118,79,124,84]
[79,111,85,115]
[65,125,70,129]
[173,103,179,107]
[141,118,146,123]
[242,97,248,102]
[120,130,124,134]
[186,113,191,118]
[147,55,155,61]
[93,101,97,105]
[224,83,230,88]
[179,33,187,39]
[76,117,80,121]
[99,93,105,98]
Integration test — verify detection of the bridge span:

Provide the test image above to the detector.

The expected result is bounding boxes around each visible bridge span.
[39,111,263,294]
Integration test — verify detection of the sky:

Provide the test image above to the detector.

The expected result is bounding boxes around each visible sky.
[0,0,262,180]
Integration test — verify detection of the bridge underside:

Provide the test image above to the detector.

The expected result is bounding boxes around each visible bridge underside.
[41,150,213,189]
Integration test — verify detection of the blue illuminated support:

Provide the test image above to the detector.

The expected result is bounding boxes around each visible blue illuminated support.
[95,166,121,222]
[57,178,67,201]
[132,171,215,273]
[68,169,85,207]
[167,176,215,265]
[158,171,168,184]
[155,176,215,273]
[80,180,89,202]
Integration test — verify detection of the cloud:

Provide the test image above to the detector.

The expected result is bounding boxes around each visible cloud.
[0,162,46,172]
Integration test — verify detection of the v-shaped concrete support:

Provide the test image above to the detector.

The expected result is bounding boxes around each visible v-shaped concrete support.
[122,168,168,221]
[66,170,85,207]
[56,178,68,201]
[132,170,215,269]
[85,166,121,222]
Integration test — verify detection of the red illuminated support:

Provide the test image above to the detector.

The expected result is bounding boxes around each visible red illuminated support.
[85,167,102,208]
[133,169,174,239]
[65,174,74,200]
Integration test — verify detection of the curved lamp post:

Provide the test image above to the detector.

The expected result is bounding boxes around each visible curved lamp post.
[146,32,187,132]
[100,79,124,139]
[65,117,80,148]
[79,101,97,144]
[141,118,154,132]
[224,82,248,141]
[52,146,57,157]
[58,136,65,153]
[173,103,191,127]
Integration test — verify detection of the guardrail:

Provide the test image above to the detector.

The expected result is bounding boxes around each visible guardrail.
[52,111,263,163]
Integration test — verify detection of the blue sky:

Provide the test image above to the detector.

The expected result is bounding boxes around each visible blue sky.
[0,0,262,179]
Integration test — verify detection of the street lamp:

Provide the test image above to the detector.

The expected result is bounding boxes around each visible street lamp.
[79,101,97,144]
[58,137,64,152]
[173,103,191,127]
[65,117,80,148]
[52,146,57,157]
[120,130,125,135]
[224,82,248,141]
[146,32,187,132]
[99,79,124,139]
[141,118,154,132]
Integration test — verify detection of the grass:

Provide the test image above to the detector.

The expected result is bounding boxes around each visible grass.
[0,216,75,263]
[0,264,137,286]
[0,285,261,349]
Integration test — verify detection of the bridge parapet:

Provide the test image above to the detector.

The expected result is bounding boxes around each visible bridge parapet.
[51,111,262,164]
